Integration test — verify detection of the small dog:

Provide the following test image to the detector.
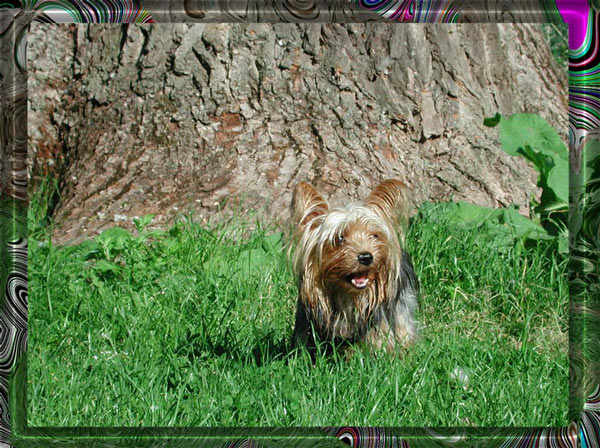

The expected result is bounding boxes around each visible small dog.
[289,179,419,354]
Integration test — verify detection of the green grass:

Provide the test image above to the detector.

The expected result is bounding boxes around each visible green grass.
[27,201,569,427]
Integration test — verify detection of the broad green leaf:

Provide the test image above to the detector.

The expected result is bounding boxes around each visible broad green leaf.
[94,259,121,274]
[547,158,569,204]
[76,240,102,258]
[489,112,568,236]
[419,201,499,228]
[418,201,551,251]
[517,144,568,207]
[202,233,283,278]
[517,145,553,180]
[96,226,132,243]
[483,112,502,127]
[498,113,567,159]
[236,247,271,275]
[497,206,552,241]
[133,214,156,233]
[261,232,283,252]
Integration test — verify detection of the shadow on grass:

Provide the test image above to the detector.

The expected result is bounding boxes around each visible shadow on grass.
[179,330,295,367]
[179,328,353,370]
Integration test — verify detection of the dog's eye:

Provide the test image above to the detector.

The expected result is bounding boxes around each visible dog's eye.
[371,233,379,240]
[335,235,344,245]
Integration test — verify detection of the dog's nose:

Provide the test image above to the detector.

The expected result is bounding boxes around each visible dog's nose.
[357,252,373,266]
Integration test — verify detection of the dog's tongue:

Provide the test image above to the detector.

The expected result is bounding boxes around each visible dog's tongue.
[351,273,369,289]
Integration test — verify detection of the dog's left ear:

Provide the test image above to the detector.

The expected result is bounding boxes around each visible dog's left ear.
[364,179,410,229]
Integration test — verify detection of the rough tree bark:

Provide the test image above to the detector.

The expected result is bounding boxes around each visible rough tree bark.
[27,23,567,245]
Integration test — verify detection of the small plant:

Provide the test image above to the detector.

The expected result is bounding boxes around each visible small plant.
[28,176,60,241]
[484,112,568,252]
[133,214,156,233]
[415,201,552,253]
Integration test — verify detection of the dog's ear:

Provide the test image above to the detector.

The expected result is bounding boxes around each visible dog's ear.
[291,182,329,231]
[364,179,410,228]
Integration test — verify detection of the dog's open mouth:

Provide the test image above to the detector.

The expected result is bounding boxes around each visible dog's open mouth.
[346,272,370,289]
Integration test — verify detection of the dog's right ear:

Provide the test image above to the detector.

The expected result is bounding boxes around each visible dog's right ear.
[291,182,329,231]
[364,179,410,229]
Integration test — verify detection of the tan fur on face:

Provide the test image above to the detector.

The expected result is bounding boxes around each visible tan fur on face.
[320,220,389,311]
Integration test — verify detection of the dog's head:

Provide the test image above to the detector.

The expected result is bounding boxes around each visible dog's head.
[291,180,410,299]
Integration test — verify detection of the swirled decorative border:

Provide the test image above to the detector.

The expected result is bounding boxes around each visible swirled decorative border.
[0,0,597,446]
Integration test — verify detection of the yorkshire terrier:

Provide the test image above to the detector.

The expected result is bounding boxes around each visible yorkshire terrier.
[289,179,419,355]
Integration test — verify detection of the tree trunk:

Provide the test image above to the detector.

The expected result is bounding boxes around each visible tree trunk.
[27,23,567,245]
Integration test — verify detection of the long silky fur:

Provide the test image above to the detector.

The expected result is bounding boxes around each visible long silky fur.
[290,180,419,353]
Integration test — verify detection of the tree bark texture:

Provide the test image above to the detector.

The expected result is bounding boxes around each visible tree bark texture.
[27,23,567,245]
